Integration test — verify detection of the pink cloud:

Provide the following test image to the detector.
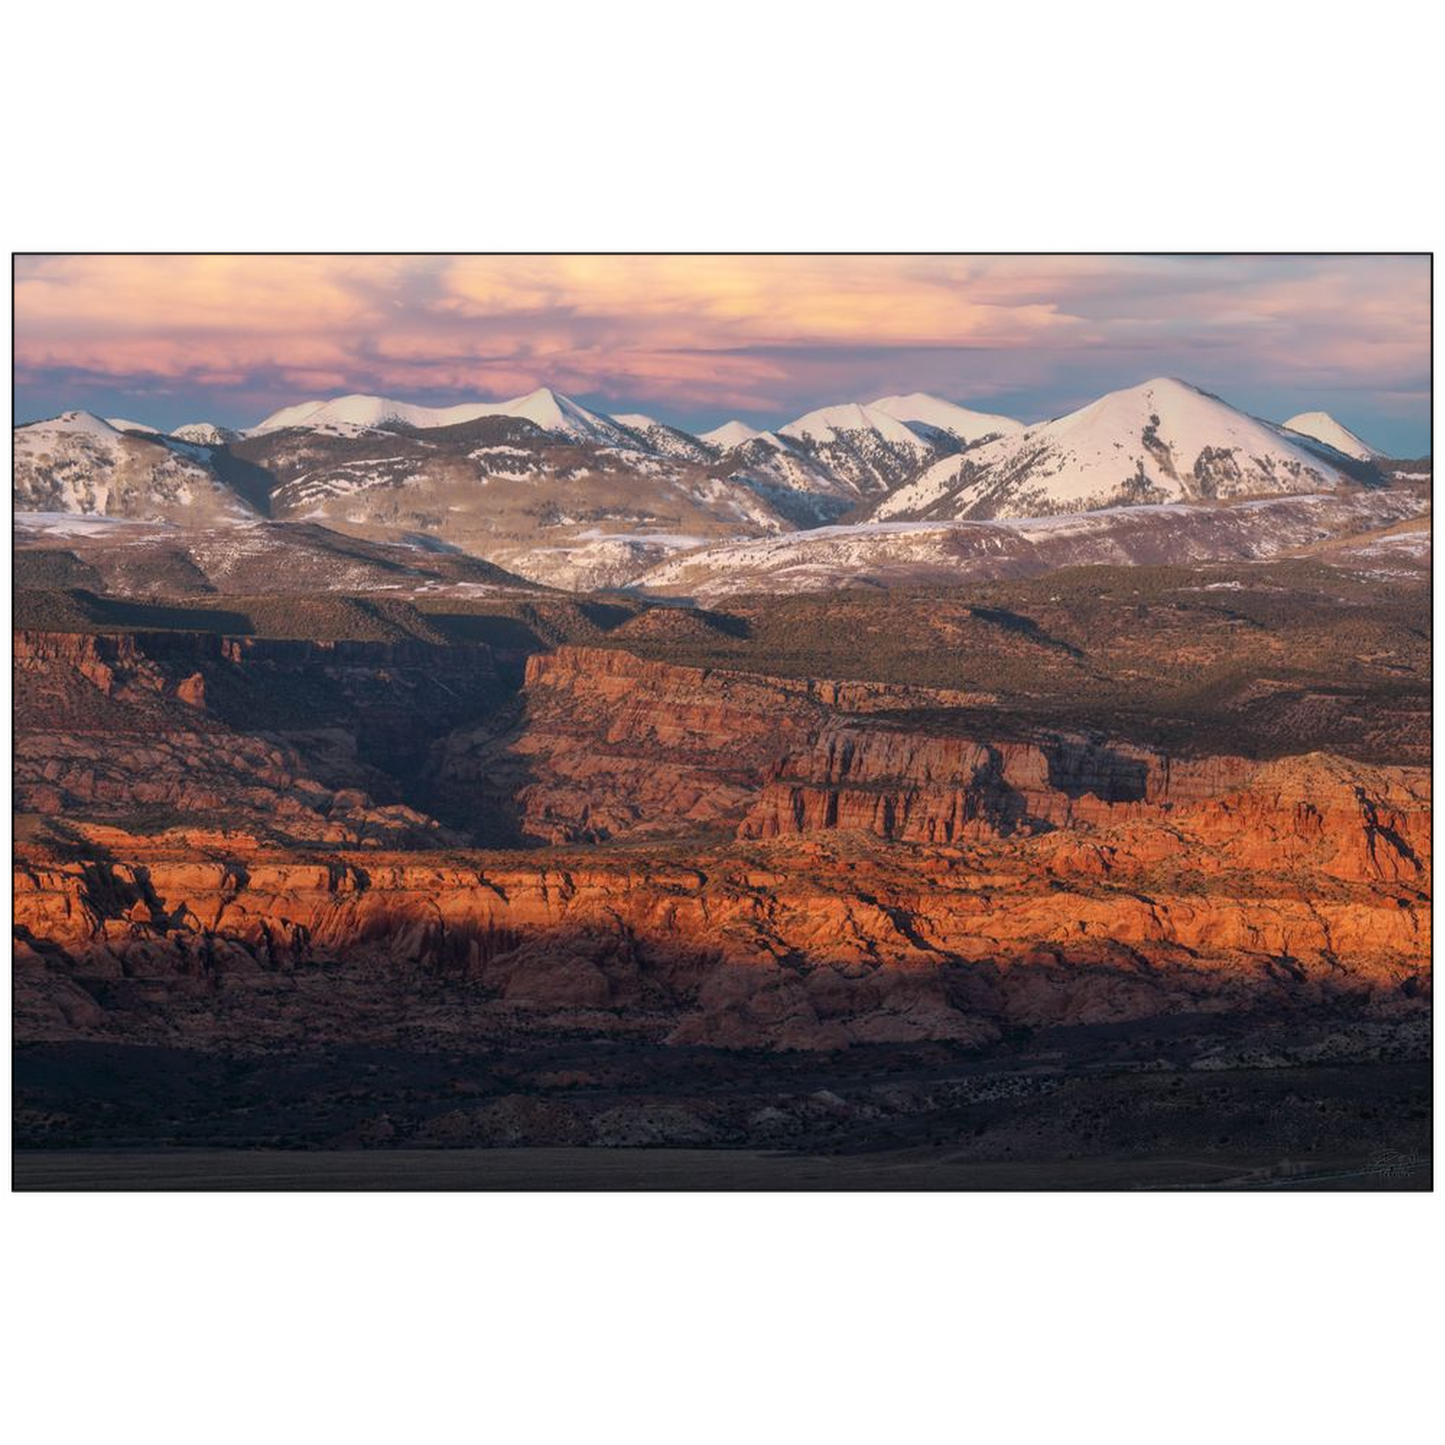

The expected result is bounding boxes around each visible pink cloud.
[13,254,1429,448]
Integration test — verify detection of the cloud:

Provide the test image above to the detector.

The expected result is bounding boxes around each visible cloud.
[12,254,1430,449]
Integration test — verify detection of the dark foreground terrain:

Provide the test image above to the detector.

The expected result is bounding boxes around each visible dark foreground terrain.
[13,1025,1431,1190]
[12,1141,1432,1191]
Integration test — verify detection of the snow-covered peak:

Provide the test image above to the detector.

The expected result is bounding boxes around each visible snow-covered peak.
[251,387,632,446]
[20,410,122,441]
[766,401,952,499]
[252,399,327,431]
[780,400,930,450]
[722,428,792,457]
[502,387,630,444]
[700,420,765,451]
[868,392,1025,443]
[171,422,238,447]
[504,387,573,432]
[1282,411,1384,462]
[1022,378,1275,456]
[253,395,430,432]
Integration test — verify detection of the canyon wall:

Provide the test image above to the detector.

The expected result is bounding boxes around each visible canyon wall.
[13,628,503,846]
[12,631,1432,1052]
[437,646,1431,877]
[14,737,1430,1052]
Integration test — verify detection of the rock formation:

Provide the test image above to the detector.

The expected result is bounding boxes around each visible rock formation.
[11,571,1432,1067]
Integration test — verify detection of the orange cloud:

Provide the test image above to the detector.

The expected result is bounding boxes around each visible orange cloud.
[438,254,1087,348]
[16,254,407,334]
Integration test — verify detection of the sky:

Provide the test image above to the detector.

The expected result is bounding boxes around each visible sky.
[12,254,1432,455]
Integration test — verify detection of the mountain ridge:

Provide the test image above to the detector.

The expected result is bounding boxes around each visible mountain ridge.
[14,380,1423,592]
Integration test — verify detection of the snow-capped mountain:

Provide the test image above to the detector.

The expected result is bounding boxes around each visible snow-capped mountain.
[697,404,960,516]
[13,412,254,522]
[717,427,794,458]
[868,393,1024,445]
[253,388,640,449]
[495,388,640,448]
[1282,411,1384,463]
[249,398,384,435]
[700,420,765,452]
[873,378,1350,523]
[777,401,949,498]
[105,417,162,435]
[171,421,240,447]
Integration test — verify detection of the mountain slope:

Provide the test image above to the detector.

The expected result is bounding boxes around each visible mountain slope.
[226,418,794,590]
[13,511,541,598]
[16,401,800,591]
[1282,411,1384,462]
[873,378,1350,522]
[612,414,714,463]
[13,412,254,523]
[777,401,949,498]
[633,490,1429,600]
[869,393,1024,444]
[18,381,1406,593]
[723,442,856,526]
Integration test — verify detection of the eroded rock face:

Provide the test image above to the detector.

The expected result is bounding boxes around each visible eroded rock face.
[435,647,1431,884]
[440,646,1105,843]
[11,631,1432,1056]
[13,628,503,846]
[13,739,1431,1051]
[739,725,1431,877]
[435,647,826,842]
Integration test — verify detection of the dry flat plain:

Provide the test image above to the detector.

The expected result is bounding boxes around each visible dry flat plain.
[14,1138,1432,1192]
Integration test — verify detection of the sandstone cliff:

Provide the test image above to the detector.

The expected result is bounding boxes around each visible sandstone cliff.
[13,628,503,846]
[12,630,1431,1054]
[14,766,1430,1053]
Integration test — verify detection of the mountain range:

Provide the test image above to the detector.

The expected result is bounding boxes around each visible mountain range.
[13,378,1421,590]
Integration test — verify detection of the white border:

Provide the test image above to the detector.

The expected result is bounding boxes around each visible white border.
[4,2,1440,1442]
